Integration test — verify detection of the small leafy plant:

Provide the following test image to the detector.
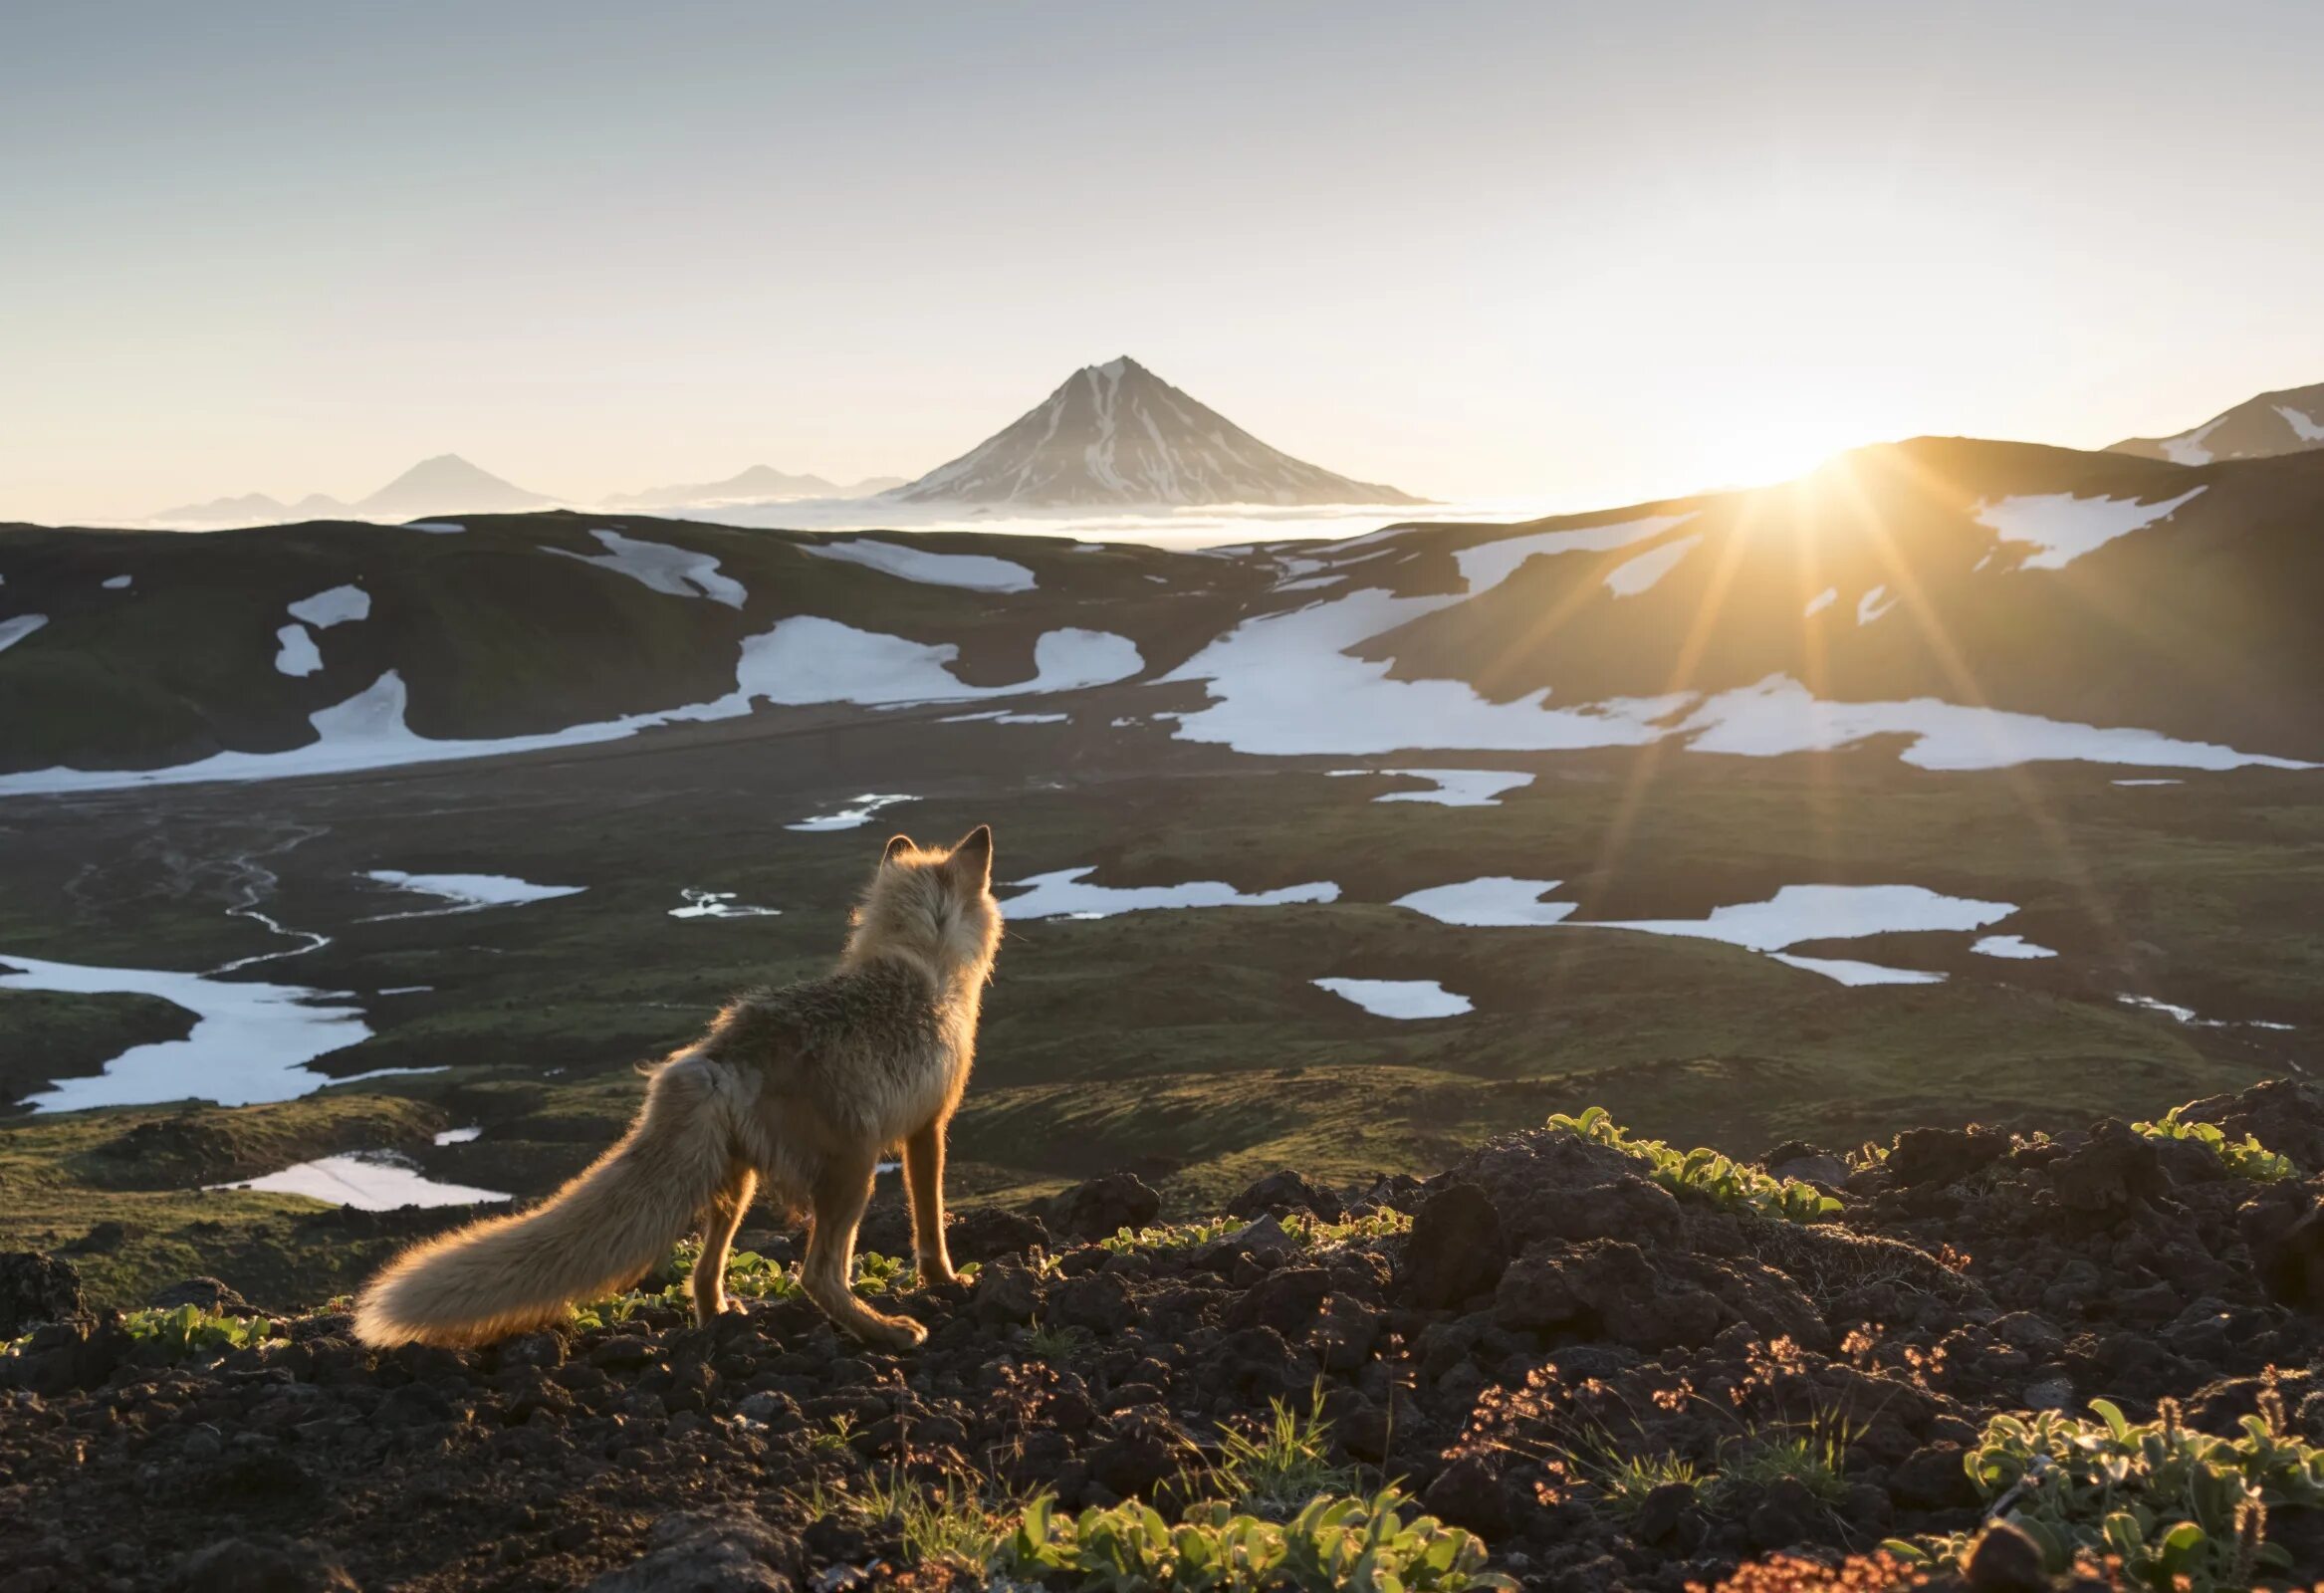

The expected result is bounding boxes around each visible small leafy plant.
[120,1303,282,1358]
[1097,1209,1413,1258]
[1547,1107,1842,1223]
[1903,1395,2324,1589]
[990,1488,1516,1591]
[2131,1107,2295,1183]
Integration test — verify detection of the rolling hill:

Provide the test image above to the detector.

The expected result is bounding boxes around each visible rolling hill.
[12,437,2318,790]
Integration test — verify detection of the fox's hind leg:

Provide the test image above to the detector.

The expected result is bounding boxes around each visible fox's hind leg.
[802,1150,927,1350]
[691,1163,757,1325]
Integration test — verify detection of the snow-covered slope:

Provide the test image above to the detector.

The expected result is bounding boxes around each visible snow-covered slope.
[2111,380,2324,464]
[886,357,1419,508]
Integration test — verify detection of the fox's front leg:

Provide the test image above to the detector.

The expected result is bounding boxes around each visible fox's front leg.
[903,1119,956,1285]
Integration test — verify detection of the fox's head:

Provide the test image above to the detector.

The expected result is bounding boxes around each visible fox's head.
[847,824,1003,980]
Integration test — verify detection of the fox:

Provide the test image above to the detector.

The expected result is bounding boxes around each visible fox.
[352,824,1002,1352]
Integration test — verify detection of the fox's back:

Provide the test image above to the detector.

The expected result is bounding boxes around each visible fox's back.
[704,960,964,1138]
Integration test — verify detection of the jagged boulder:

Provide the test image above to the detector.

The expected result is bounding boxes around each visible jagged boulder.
[1035,1172,1161,1242]
[0,1252,82,1337]
[1888,1125,2009,1188]
[580,1509,797,1592]
[1443,1129,1688,1252]
[1227,1168,1344,1221]
[1396,1183,1508,1308]
[176,1534,360,1593]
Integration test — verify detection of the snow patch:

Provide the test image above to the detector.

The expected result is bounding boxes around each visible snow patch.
[1603,534,1703,597]
[1803,586,1838,618]
[1856,585,1896,624]
[0,615,47,654]
[670,889,782,919]
[1973,488,2206,570]
[1392,878,1578,927]
[741,619,1140,707]
[1676,675,2314,773]
[1312,978,1474,1019]
[434,1126,481,1145]
[212,1151,508,1209]
[1330,769,1533,807]
[2,952,375,1111]
[274,624,323,678]
[0,617,1143,796]
[103,574,132,590]
[805,538,1037,593]
[2112,778,2184,787]
[1973,934,2057,959]
[1396,879,2019,987]
[941,710,1069,725]
[786,794,913,832]
[2274,405,2324,443]
[361,871,585,919]
[1006,867,1339,921]
[2160,419,2223,466]
[547,529,746,606]
[288,584,370,628]
[406,521,466,535]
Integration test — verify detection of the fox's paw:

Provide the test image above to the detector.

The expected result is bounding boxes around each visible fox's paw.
[862,1312,928,1351]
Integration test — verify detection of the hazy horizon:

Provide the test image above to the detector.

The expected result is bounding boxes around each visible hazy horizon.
[5,0,2321,526]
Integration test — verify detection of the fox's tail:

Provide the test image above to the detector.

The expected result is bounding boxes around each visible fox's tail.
[354,1052,738,1348]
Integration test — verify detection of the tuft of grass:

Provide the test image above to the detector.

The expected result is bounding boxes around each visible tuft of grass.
[1713,1415,1855,1509]
[794,1470,1024,1570]
[1206,1384,1361,1518]
[1551,1419,1706,1521]
[2131,1106,2295,1183]
[1548,1106,1842,1224]
[1017,1318,1089,1359]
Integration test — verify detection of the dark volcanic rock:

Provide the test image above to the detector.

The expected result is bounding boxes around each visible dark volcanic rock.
[1887,1126,2009,1188]
[1397,1184,1508,1308]
[2049,1120,2169,1212]
[1228,1169,1344,1222]
[1036,1173,1161,1242]
[176,1535,359,1593]
[1963,1519,2048,1592]
[0,1252,82,1337]
[580,1508,797,1592]
[1445,1129,1688,1252]
[2261,1203,2324,1313]
[3,1076,2320,1593]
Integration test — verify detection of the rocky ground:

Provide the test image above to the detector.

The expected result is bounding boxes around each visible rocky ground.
[4,1081,2324,1592]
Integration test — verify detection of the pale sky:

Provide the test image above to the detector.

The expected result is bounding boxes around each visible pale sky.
[3,0,2319,525]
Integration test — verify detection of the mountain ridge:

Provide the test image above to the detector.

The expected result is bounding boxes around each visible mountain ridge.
[2110,377,2324,464]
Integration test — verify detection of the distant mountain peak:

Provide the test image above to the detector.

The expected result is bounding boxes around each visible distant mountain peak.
[605,464,905,509]
[886,357,1420,508]
[357,455,552,517]
[2111,379,2324,465]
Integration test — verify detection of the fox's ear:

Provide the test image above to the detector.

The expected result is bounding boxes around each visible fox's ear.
[881,834,915,866]
[949,824,993,889]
